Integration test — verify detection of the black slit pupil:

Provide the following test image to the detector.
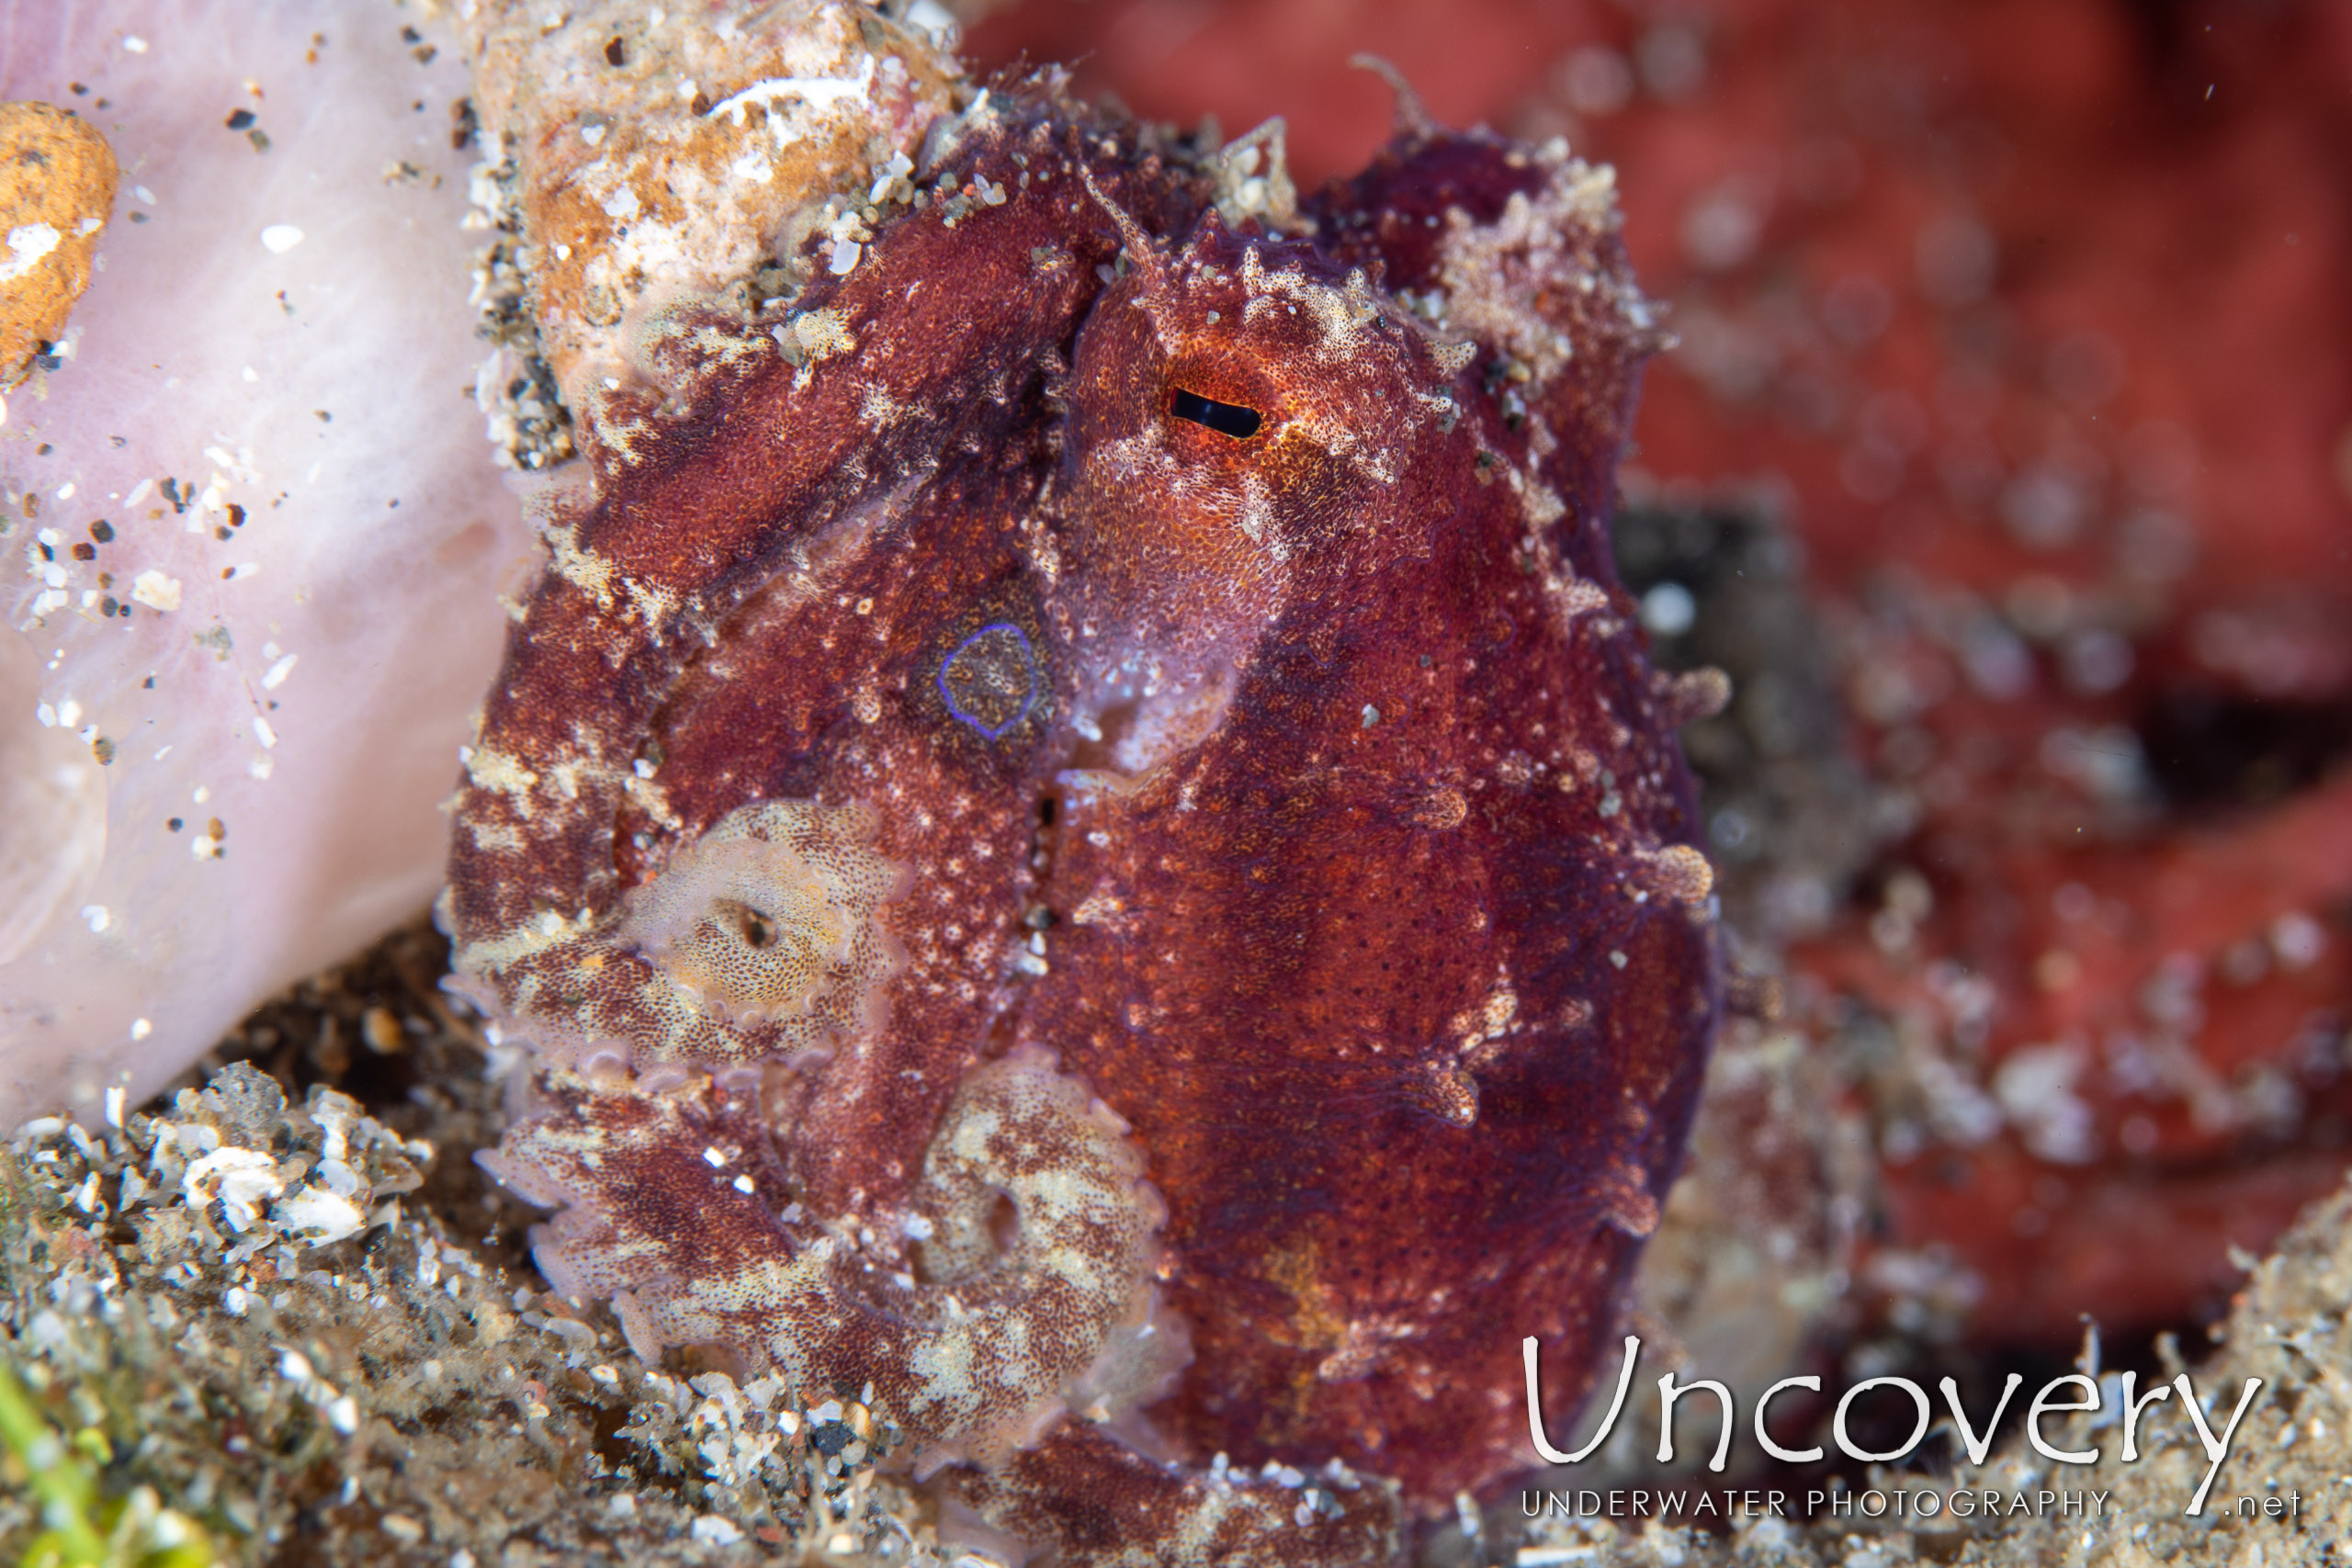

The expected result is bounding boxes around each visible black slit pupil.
[1170,387,1262,439]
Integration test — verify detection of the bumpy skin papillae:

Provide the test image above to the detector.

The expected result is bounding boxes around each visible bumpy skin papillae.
[451,75,1714,1564]
[446,89,1203,1076]
[484,1047,1165,1459]
[953,1422,1402,1568]
[1033,128,1723,1506]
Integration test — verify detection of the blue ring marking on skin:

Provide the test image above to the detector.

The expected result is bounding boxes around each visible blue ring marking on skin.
[938,622,1042,739]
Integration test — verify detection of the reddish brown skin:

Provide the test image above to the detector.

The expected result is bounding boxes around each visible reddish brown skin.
[970,0,2352,1365]
[448,77,1716,1559]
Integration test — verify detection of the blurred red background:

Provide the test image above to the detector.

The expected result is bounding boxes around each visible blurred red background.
[966,0,2352,1354]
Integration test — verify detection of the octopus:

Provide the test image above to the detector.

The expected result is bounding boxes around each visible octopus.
[964,0,2352,1363]
[446,69,1720,1564]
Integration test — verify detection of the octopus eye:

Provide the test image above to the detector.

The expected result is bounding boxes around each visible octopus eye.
[1169,387,1262,439]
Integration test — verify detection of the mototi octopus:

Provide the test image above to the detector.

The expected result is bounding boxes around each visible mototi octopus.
[446,76,1722,1563]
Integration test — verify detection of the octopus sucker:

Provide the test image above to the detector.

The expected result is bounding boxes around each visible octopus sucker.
[452,34,1715,1562]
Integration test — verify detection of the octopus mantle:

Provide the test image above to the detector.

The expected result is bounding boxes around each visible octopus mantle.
[447,77,1719,1564]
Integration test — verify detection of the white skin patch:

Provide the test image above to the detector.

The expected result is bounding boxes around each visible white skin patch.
[495,1047,1163,1466]
[456,797,901,1068]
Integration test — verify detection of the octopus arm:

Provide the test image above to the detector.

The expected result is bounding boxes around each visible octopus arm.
[946,1419,1402,1568]
[484,1046,1173,1465]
